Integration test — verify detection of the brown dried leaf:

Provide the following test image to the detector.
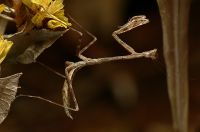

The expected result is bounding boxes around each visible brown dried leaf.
[12,0,27,28]
[6,29,67,64]
[0,73,22,124]
[0,18,7,34]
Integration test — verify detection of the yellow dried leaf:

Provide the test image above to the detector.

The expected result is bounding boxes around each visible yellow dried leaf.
[31,0,51,9]
[22,0,37,11]
[0,4,5,14]
[22,0,71,29]
[0,35,13,64]
[54,10,70,24]
[31,12,46,27]
[47,0,63,14]
[47,19,66,29]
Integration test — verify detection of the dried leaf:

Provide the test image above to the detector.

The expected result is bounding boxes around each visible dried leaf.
[0,35,13,64]
[31,0,51,9]
[0,73,22,124]
[47,0,64,14]
[22,0,71,29]
[5,29,67,64]
[0,19,7,37]
[0,4,8,34]
[0,4,5,14]
[12,0,28,28]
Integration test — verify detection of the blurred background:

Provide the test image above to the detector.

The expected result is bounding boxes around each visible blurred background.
[0,0,200,131]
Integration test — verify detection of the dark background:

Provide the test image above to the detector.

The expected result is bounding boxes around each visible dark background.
[0,0,200,131]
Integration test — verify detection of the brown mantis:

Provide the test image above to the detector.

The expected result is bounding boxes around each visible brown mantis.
[61,15,157,118]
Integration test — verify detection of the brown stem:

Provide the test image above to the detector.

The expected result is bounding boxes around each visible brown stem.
[156,0,191,131]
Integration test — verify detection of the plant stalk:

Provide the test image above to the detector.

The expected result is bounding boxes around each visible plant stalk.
[156,0,191,132]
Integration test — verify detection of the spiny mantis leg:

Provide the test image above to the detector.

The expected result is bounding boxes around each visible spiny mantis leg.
[67,14,97,61]
[112,15,149,54]
[69,27,83,40]
[63,66,79,113]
